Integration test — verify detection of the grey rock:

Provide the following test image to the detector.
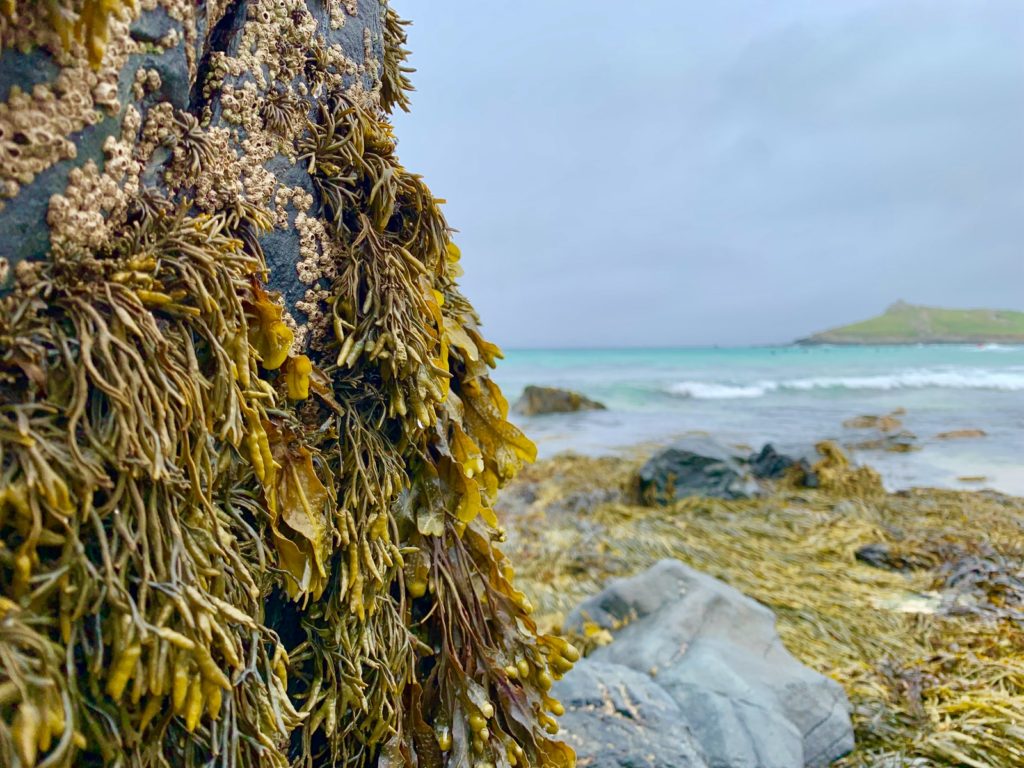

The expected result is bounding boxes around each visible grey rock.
[130,7,177,45]
[748,444,797,480]
[564,560,854,768]
[0,113,123,266]
[0,47,60,103]
[636,438,758,503]
[554,659,709,768]
[513,385,607,416]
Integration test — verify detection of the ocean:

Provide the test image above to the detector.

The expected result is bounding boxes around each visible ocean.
[493,345,1024,495]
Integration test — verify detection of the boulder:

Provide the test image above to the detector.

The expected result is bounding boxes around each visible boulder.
[563,560,855,768]
[512,385,606,416]
[555,660,710,768]
[636,438,758,503]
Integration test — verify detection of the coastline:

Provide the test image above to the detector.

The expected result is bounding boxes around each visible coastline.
[796,337,1024,346]
[495,343,1024,496]
[497,439,1024,767]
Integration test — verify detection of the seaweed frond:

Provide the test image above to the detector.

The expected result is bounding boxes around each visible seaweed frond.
[381,8,415,114]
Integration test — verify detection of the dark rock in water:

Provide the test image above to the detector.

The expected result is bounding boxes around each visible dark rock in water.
[555,660,710,768]
[562,560,855,768]
[637,438,758,503]
[748,443,803,480]
[512,385,606,416]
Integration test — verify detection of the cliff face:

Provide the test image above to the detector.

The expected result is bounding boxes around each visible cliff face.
[0,4,573,767]
[800,302,1024,345]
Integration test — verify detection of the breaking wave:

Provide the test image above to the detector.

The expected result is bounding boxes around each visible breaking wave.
[667,368,1024,400]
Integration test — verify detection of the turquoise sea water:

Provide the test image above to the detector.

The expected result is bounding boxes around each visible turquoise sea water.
[494,345,1024,495]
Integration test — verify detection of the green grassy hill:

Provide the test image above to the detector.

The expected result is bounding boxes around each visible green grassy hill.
[800,301,1024,344]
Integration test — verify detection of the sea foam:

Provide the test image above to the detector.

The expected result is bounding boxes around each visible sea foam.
[667,368,1024,399]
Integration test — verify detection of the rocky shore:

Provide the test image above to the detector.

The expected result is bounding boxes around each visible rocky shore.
[497,442,1024,767]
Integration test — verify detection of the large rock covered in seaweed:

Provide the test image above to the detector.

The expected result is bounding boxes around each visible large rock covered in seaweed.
[0,0,387,318]
[0,4,577,768]
[557,560,855,768]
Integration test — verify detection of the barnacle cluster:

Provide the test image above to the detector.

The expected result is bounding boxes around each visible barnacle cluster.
[0,1,133,211]
[0,2,577,768]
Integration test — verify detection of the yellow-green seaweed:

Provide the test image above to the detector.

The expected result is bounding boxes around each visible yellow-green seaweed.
[501,450,1024,768]
[0,4,578,768]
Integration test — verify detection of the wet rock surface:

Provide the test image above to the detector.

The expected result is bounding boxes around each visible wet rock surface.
[560,560,855,768]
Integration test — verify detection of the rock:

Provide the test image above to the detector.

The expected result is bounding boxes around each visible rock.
[854,543,915,571]
[937,550,1024,623]
[512,385,606,416]
[565,560,855,768]
[0,0,386,311]
[847,431,917,453]
[935,429,987,440]
[749,443,804,480]
[554,660,710,768]
[843,413,902,432]
[636,438,758,503]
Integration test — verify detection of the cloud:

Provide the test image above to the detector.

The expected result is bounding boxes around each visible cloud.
[392,0,1024,347]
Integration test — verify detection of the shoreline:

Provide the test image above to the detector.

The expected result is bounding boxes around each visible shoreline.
[519,416,1024,497]
[497,439,1024,767]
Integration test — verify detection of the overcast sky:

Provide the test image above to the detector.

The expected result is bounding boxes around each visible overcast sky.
[391,1,1024,348]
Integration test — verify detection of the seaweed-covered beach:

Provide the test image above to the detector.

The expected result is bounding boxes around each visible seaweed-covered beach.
[498,446,1024,766]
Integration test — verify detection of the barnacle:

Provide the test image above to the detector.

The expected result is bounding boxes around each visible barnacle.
[15,0,142,68]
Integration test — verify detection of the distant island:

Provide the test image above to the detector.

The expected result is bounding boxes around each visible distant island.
[799,301,1024,345]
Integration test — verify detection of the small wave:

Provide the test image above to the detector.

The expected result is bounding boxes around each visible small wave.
[667,368,1024,399]
[974,343,1021,352]
[667,382,774,399]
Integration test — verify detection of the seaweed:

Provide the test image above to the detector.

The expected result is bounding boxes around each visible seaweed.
[0,1,139,67]
[501,450,1024,768]
[0,5,576,766]
[380,9,415,114]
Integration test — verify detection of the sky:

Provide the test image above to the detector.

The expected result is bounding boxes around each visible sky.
[390,1,1024,348]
